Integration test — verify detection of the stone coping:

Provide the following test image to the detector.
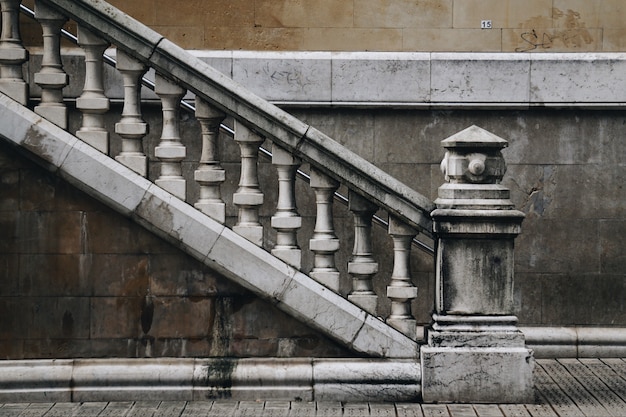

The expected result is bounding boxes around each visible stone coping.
[27,49,626,108]
[0,358,421,403]
[522,326,626,359]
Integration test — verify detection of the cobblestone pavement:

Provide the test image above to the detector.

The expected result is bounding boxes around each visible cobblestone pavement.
[0,359,624,416]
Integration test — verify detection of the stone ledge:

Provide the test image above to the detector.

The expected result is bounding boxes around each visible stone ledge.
[26,49,626,108]
[521,326,626,358]
[0,358,421,403]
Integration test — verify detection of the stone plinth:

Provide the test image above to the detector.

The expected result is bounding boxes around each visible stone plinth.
[421,126,534,403]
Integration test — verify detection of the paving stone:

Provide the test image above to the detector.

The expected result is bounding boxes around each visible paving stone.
[422,404,450,417]
[99,402,136,416]
[498,405,530,417]
[180,401,212,416]
[448,404,477,417]
[74,402,109,416]
[396,404,425,417]
[472,405,503,417]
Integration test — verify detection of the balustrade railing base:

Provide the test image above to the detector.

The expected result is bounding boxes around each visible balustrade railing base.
[420,345,535,403]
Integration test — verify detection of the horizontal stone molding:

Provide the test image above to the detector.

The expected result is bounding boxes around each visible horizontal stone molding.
[0,358,421,403]
[26,49,626,109]
[521,326,626,358]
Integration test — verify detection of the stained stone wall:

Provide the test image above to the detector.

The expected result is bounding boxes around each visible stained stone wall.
[0,140,351,360]
[288,107,626,328]
[19,0,626,52]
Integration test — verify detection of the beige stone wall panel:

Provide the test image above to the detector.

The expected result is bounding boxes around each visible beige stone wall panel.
[599,0,626,28]
[301,28,403,51]
[106,0,157,25]
[354,0,452,29]
[153,26,204,50]
[154,0,254,27]
[453,0,553,29]
[552,0,601,29]
[255,0,354,28]
[402,28,502,52]
[603,29,626,51]
[503,28,600,52]
[204,27,305,50]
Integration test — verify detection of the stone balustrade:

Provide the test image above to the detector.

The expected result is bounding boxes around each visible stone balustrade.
[0,0,437,343]
[0,0,533,402]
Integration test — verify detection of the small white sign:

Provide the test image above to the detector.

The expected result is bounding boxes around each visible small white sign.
[481,20,492,29]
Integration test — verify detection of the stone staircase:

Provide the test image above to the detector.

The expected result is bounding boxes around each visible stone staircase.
[0,0,535,403]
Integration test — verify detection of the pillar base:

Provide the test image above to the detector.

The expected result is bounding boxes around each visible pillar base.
[421,345,535,403]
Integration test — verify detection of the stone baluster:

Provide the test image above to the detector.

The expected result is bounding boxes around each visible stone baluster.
[271,144,302,268]
[194,97,226,223]
[347,190,379,315]
[386,216,418,339]
[233,120,264,246]
[421,125,533,403]
[34,0,69,129]
[76,25,110,153]
[154,73,186,200]
[308,168,340,292]
[114,50,148,177]
[0,0,29,105]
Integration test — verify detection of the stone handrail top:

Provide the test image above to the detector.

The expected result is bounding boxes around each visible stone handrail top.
[42,0,435,235]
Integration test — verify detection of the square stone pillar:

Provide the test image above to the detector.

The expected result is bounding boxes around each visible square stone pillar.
[421,126,534,403]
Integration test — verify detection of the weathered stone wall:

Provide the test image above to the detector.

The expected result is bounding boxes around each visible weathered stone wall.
[288,107,626,327]
[0,140,350,360]
[20,0,626,52]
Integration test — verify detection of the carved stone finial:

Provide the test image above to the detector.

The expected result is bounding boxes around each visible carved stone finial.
[436,125,513,210]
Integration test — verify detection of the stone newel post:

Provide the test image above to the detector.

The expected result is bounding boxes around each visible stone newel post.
[421,125,534,403]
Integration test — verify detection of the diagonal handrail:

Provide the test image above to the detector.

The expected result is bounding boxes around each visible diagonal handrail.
[39,0,435,239]
[22,2,437,254]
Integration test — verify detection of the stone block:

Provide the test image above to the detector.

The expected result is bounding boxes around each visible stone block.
[19,254,90,296]
[76,130,109,154]
[348,294,377,316]
[271,248,302,269]
[431,53,530,104]
[203,26,305,51]
[515,217,600,274]
[530,54,626,103]
[600,220,626,274]
[598,0,626,28]
[331,52,430,103]
[453,0,552,29]
[301,28,403,52]
[293,109,375,167]
[0,359,73,402]
[421,346,535,403]
[90,254,150,297]
[71,358,195,402]
[115,154,147,178]
[603,29,626,51]
[85,211,173,255]
[0,255,19,296]
[150,296,215,338]
[155,177,186,201]
[403,28,502,52]
[435,238,515,315]
[354,0,452,28]
[90,297,143,338]
[18,211,83,254]
[107,0,157,25]
[309,270,340,292]
[255,0,353,28]
[313,359,420,402]
[233,51,331,102]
